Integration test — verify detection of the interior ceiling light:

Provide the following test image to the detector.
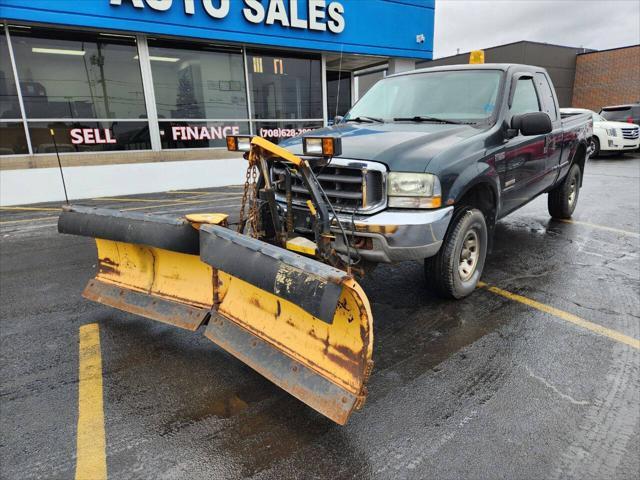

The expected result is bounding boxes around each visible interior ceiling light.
[133,55,180,62]
[32,47,86,56]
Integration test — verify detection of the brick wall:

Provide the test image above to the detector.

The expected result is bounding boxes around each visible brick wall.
[572,45,640,111]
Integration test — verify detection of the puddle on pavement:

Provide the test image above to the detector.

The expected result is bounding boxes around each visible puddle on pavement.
[158,380,276,437]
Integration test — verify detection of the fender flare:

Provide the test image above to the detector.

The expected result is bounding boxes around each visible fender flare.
[570,140,589,187]
[447,163,501,219]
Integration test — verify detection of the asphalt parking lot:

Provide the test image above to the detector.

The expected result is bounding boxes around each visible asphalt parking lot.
[1,153,639,479]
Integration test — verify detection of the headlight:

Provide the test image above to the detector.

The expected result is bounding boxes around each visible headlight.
[387,172,442,208]
[606,128,617,137]
[303,136,342,157]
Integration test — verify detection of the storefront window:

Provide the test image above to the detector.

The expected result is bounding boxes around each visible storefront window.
[1,30,28,156]
[149,40,248,120]
[28,121,151,153]
[356,70,385,99]
[0,123,28,155]
[247,51,322,120]
[326,70,351,119]
[159,120,249,149]
[3,26,330,155]
[0,32,20,120]
[9,28,147,120]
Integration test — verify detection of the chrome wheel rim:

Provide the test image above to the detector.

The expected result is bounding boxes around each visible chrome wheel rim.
[568,176,577,206]
[458,230,479,281]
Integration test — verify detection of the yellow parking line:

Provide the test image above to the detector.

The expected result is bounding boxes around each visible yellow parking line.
[121,196,241,211]
[478,282,640,350]
[167,190,240,195]
[93,194,239,205]
[0,216,58,225]
[91,197,200,204]
[0,197,242,220]
[0,206,61,212]
[558,219,639,237]
[76,323,107,480]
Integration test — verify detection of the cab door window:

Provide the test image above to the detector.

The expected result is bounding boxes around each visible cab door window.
[510,78,540,116]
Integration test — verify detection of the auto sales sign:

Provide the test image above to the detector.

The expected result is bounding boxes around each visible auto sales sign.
[110,0,345,33]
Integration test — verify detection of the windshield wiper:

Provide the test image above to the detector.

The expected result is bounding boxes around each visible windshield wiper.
[393,115,461,125]
[345,116,384,123]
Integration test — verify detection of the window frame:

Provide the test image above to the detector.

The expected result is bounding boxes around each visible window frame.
[533,72,558,122]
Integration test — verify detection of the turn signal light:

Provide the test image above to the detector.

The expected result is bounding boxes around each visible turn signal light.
[303,136,342,157]
[226,135,252,152]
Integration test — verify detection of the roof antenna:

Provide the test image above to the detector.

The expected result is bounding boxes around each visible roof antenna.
[50,128,69,204]
[334,44,344,120]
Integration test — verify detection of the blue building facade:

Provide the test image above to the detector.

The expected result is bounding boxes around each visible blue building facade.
[0,0,434,156]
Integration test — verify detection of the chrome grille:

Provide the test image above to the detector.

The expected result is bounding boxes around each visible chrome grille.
[621,127,639,140]
[271,159,386,213]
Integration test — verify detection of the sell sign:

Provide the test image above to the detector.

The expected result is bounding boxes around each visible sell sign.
[70,128,117,145]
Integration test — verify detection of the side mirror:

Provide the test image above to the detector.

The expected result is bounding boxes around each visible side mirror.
[333,115,344,125]
[511,112,552,136]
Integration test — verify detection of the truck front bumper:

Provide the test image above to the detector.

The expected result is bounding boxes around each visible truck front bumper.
[329,207,454,263]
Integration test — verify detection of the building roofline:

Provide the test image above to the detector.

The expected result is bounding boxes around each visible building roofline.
[577,44,640,55]
[430,40,594,62]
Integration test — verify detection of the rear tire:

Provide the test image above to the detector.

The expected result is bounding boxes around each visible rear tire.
[424,207,487,299]
[591,137,600,157]
[548,163,581,219]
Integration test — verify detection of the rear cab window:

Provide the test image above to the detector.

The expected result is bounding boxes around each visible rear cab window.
[534,73,558,121]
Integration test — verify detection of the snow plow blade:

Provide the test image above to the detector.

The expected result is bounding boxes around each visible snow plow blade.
[59,205,373,424]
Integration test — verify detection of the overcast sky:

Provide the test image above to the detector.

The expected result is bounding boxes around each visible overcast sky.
[433,0,640,58]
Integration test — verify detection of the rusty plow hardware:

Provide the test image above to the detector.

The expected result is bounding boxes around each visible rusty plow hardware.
[58,136,375,425]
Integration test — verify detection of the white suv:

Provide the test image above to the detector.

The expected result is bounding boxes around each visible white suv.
[561,108,640,156]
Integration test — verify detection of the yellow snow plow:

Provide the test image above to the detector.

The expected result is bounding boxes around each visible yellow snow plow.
[58,136,373,424]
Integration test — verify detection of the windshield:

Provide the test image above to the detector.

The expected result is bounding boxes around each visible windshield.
[345,70,503,124]
[600,107,631,121]
[593,113,605,122]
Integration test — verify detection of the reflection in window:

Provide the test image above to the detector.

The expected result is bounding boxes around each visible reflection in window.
[247,51,322,120]
[10,28,147,119]
[348,70,502,122]
[28,122,151,153]
[511,78,540,116]
[356,70,384,99]
[0,123,28,155]
[0,33,20,120]
[149,41,248,120]
[326,70,351,119]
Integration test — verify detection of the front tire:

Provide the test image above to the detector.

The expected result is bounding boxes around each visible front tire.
[424,207,488,299]
[548,163,581,219]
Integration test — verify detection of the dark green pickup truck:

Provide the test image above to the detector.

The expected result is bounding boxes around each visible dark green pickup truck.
[279,63,593,298]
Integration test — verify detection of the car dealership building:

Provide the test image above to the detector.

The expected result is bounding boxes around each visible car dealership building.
[0,0,434,204]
